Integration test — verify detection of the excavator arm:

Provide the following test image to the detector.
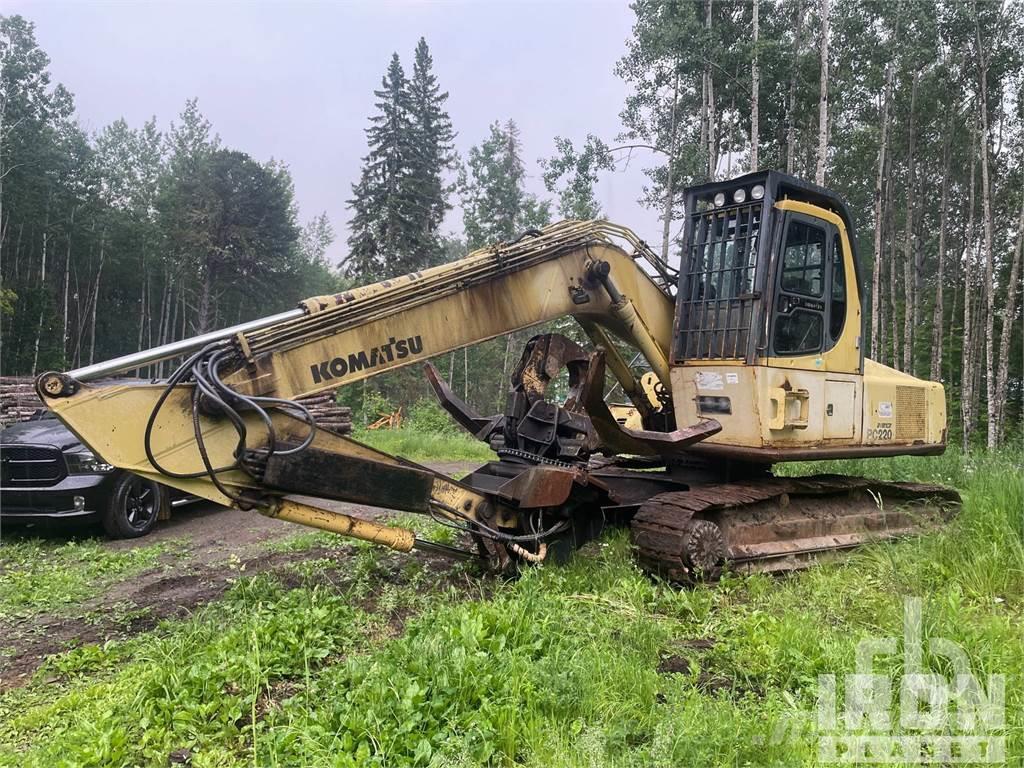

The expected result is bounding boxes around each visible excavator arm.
[36,221,718,566]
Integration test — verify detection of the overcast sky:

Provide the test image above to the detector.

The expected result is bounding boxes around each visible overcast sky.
[8,0,662,264]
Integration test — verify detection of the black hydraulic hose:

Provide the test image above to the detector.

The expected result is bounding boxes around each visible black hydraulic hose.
[143,341,318,501]
[144,344,240,480]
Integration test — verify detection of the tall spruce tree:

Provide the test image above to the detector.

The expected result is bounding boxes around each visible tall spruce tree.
[460,120,550,249]
[408,37,456,266]
[346,53,417,281]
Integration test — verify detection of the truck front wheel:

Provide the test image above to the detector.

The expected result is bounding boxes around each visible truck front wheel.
[102,474,166,539]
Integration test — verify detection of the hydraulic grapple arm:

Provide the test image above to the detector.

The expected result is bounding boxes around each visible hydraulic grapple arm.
[36,221,713,563]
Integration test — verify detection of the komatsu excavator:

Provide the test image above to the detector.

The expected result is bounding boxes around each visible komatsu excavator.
[36,171,959,580]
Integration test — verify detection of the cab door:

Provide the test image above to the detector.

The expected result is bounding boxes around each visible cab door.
[770,212,834,363]
[764,208,861,444]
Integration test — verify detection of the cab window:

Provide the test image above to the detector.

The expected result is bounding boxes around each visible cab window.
[780,220,825,297]
[829,233,847,343]
[774,217,828,356]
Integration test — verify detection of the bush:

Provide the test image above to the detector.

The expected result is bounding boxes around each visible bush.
[405,399,461,435]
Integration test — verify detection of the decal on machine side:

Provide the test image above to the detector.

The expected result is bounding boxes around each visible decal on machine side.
[695,371,724,391]
[310,335,424,384]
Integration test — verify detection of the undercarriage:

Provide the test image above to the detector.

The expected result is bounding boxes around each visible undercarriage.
[399,332,961,579]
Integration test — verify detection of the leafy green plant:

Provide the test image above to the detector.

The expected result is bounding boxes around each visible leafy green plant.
[0,538,168,619]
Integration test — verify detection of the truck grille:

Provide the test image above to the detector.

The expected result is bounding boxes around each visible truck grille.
[0,444,67,488]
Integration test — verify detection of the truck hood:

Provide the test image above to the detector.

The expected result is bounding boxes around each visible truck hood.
[0,416,85,452]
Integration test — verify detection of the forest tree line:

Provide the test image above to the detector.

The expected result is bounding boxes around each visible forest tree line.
[2,1,1023,449]
[0,15,338,380]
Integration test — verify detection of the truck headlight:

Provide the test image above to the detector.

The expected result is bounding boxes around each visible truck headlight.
[65,450,114,474]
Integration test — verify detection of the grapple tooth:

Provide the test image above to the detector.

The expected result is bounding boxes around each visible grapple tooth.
[630,475,960,582]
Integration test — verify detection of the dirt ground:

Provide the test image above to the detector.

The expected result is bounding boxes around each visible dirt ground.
[0,461,478,691]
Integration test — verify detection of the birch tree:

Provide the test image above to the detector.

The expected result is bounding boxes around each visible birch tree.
[814,0,830,185]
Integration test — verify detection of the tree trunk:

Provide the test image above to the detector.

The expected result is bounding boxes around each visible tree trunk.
[886,170,900,369]
[197,258,215,334]
[89,230,106,366]
[156,274,172,377]
[31,194,52,376]
[750,0,760,171]
[786,1,806,175]
[497,333,515,410]
[993,196,1023,444]
[180,288,186,340]
[947,255,959,391]
[661,68,681,263]
[961,118,978,449]
[902,72,919,374]
[974,10,998,449]
[814,0,830,185]
[705,0,717,179]
[870,62,894,362]
[929,125,952,382]
[62,208,75,366]
[137,256,147,353]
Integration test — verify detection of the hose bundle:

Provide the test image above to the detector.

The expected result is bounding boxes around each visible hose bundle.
[143,341,316,506]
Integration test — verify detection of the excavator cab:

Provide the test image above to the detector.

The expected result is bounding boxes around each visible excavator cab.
[671,171,946,461]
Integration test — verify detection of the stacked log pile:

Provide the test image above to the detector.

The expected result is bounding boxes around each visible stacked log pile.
[1,377,351,435]
[0,378,44,427]
[294,391,353,435]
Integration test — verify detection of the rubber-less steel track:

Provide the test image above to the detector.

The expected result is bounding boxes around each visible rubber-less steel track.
[630,475,961,581]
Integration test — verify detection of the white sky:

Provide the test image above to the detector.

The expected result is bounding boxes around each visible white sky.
[8,0,664,264]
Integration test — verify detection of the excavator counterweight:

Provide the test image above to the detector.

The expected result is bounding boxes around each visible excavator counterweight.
[36,171,959,580]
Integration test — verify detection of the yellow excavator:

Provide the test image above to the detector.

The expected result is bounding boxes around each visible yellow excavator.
[36,171,959,580]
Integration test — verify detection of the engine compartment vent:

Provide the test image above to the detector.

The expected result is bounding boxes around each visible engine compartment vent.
[894,386,927,442]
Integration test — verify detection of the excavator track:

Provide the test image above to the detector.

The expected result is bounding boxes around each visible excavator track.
[630,475,961,581]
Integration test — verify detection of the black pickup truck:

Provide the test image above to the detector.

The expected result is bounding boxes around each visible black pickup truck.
[0,410,186,538]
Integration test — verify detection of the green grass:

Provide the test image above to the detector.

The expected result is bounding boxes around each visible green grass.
[1,449,1021,767]
[0,555,461,767]
[0,537,169,620]
[353,426,496,463]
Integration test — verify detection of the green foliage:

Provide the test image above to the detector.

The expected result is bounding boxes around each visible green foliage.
[460,120,552,249]
[1,451,1022,766]
[0,537,167,619]
[353,424,495,464]
[541,134,615,220]
[405,398,462,435]
[253,452,1024,766]
[346,40,455,282]
[0,24,333,376]
[0,574,374,767]
[0,288,15,318]
[156,146,302,332]
[408,37,456,254]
